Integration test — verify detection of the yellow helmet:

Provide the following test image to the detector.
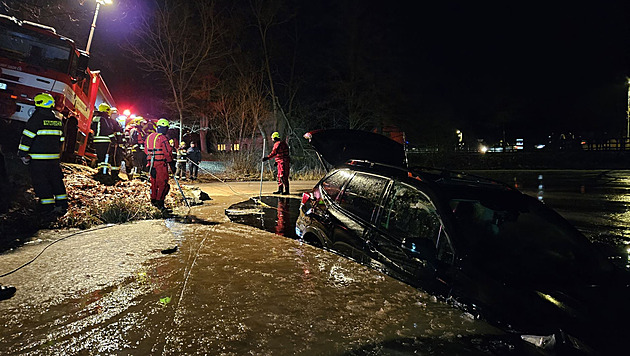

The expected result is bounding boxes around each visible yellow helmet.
[271,131,281,139]
[157,118,169,127]
[34,93,54,108]
[98,103,111,113]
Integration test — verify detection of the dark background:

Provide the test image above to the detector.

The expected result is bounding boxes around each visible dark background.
[3,1,630,146]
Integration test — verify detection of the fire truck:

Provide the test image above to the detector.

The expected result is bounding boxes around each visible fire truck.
[0,14,116,171]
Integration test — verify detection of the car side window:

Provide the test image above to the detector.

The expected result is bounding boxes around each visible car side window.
[338,173,389,222]
[321,170,351,201]
[380,182,453,261]
[380,183,439,238]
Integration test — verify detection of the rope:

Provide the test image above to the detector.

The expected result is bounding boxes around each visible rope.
[186,158,281,210]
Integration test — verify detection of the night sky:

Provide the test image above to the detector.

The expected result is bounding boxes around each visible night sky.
[7,1,630,145]
[298,1,630,143]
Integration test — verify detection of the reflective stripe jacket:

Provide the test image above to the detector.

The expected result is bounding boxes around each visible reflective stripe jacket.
[267,140,290,163]
[18,108,64,160]
[176,147,187,164]
[91,113,115,144]
[108,117,124,144]
[144,132,173,165]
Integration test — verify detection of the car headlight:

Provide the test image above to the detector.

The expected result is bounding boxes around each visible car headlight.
[521,334,556,349]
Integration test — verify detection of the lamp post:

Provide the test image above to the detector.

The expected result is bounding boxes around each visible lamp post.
[85,0,113,54]
[626,78,630,141]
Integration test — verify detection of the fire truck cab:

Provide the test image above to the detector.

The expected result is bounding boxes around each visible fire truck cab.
[0,14,115,168]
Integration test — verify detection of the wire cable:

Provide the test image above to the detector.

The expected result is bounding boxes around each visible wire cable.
[186,158,278,210]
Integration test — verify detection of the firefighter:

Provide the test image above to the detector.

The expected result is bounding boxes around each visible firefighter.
[127,117,142,178]
[17,93,68,218]
[91,103,115,176]
[130,117,150,179]
[175,141,187,179]
[107,109,124,180]
[262,131,290,194]
[145,118,174,210]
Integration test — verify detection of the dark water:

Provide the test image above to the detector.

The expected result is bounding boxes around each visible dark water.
[474,170,630,247]
[225,196,301,239]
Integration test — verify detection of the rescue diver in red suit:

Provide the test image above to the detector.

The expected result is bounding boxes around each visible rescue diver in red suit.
[144,119,174,209]
[263,131,290,195]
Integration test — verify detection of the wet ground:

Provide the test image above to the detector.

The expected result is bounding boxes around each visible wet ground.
[1,173,629,355]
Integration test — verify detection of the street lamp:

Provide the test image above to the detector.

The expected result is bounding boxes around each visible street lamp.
[85,0,113,54]
[626,77,630,140]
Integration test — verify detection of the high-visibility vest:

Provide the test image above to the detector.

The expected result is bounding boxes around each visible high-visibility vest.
[145,132,173,163]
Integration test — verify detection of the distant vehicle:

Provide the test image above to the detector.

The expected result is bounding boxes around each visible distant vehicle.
[0,14,116,167]
[296,129,630,354]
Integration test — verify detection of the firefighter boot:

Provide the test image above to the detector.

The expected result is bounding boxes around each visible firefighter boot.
[272,185,283,194]
[151,199,159,207]
[282,182,290,195]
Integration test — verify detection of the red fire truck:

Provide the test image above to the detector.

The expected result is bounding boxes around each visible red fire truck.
[0,14,116,169]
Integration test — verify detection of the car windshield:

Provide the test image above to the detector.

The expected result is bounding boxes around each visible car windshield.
[0,27,72,73]
[448,188,612,285]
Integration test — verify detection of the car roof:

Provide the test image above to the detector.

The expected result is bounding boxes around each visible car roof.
[338,160,515,194]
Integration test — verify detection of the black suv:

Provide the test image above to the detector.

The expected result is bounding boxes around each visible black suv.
[296,129,630,354]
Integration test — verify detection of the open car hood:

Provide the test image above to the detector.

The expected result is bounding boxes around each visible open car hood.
[304,129,407,168]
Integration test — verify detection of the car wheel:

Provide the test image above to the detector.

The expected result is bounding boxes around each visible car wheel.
[302,232,325,248]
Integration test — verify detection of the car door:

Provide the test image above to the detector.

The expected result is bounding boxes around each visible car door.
[367,181,454,292]
[329,172,390,265]
[304,169,353,245]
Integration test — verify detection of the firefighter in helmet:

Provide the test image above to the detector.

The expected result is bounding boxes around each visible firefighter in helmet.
[145,118,174,209]
[175,141,188,180]
[262,131,291,194]
[128,117,145,179]
[106,107,124,180]
[91,103,115,176]
[17,92,68,218]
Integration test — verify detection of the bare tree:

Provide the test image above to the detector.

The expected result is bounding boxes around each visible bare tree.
[233,70,270,151]
[125,0,226,144]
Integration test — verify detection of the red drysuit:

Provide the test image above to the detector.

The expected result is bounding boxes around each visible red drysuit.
[266,139,290,190]
[145,132,174,203]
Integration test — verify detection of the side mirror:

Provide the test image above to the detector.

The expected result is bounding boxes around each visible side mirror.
[402,237,437,262]
[75,51,90,79]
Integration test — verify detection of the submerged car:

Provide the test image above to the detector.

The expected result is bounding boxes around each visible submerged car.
[296,129,630,354]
